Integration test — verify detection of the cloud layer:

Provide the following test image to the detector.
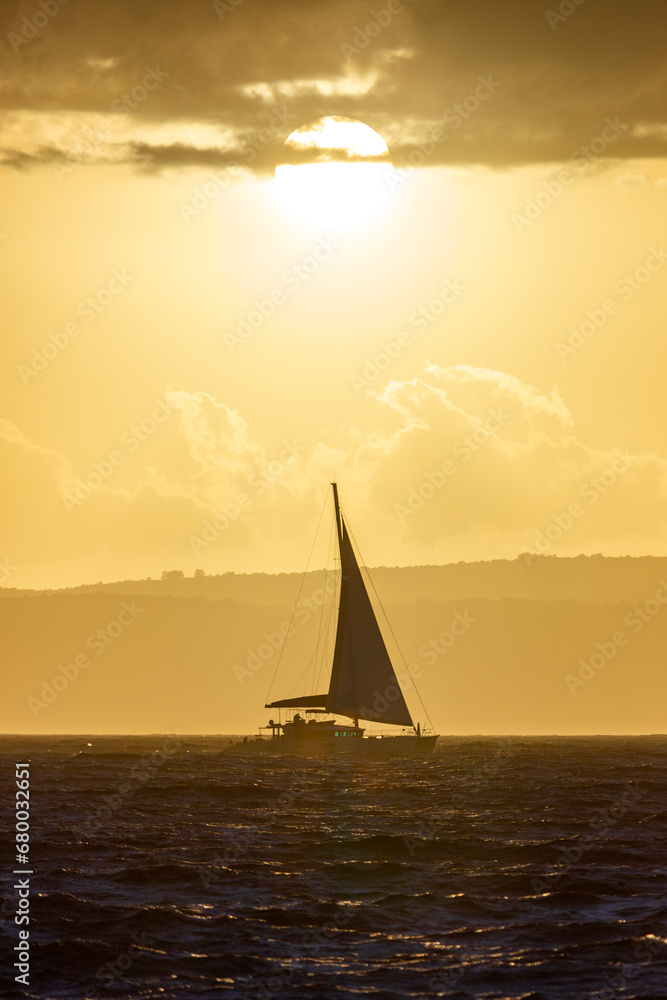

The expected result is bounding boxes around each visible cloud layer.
[1,0,666,171]
[2,367,666,586]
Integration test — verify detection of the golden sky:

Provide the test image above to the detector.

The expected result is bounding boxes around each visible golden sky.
[2,0,667,589]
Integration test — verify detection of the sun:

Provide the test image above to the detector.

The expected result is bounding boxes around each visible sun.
[274,116,395,229]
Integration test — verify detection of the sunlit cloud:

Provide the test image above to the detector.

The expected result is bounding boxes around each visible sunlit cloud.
[2,368,667,586]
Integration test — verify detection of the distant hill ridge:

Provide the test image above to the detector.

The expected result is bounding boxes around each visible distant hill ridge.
[2,554,667,605]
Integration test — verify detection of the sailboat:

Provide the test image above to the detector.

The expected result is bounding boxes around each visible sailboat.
[228,484,438,753]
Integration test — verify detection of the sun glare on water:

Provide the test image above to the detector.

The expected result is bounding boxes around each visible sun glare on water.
[274,116,395,229]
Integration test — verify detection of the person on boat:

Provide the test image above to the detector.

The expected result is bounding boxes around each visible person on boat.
[293,713,305,725]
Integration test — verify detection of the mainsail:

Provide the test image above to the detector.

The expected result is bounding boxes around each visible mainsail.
[267,484,414,729]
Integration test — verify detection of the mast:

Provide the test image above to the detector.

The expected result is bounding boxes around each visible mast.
[331,481,344,554]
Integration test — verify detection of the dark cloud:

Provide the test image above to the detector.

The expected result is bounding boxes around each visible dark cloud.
[1,0,666,168]
[128,141,254,171]
[0,144,68,169]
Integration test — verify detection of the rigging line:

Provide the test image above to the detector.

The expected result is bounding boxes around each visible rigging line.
[288,649,319,697]
[307,513,331,694]
[313,560,339,695]
[310,510,337,694]
[264,486,331,706]
[316,571,338,692]
[344,512,436,734]
[281,631,323,698]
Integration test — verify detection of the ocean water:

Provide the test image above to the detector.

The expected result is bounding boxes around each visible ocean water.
[1,735,666,1000]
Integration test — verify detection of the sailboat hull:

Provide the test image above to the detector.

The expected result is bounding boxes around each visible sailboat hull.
[226,735,438,755]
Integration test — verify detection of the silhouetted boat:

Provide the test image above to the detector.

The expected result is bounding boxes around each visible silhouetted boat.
[228,483,438,753]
